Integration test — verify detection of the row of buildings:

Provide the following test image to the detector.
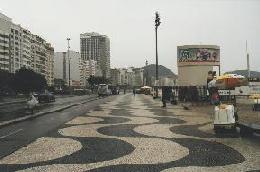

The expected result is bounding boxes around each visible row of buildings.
[1,12,178,89]
[0,12,111,88]
[110,67,144,87]
[0,12,54,86]
[54,52,144,88]
[54,32,111,88]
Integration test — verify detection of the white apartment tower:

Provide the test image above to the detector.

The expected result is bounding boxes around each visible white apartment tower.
[54,51,81,87]
[80,32,110,86]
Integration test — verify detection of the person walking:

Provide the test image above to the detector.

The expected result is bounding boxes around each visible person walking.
[133,89,136,96]
[27,94,38,114]
[161,86,172,108]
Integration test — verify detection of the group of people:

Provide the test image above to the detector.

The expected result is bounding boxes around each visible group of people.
[132,87,175,108]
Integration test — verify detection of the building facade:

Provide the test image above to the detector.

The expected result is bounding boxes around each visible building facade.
[80,59,98,87]
[0,13,10,71]
[54,51,81,87]
[0,12,54,86]
[132,68,144,86]
[110,68,120,86]
[80,32,110,86]
[110,67,144,87]
[45,43,54,86]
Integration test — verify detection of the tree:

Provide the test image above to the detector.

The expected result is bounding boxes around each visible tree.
[0,69,14,96]
[13,68,47,94]
[87,75,110,92]
[87,75,110,85]
[54,78,66,90]
[87,75,95,89]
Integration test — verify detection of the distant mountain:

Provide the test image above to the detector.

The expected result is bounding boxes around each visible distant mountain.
[142,64,177,78]
[225,70,260,78]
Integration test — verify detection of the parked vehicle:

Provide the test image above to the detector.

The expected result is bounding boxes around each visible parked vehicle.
[35,92,55,103]
[135,89,141,94]
[140,86,152,95]
[98,84,110,96]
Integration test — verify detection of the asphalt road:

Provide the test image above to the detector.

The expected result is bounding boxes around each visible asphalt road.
[0,95,97,122]
[0,94,259,171]
[0,95,115,159]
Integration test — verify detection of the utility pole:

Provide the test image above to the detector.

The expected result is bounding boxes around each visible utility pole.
[246,40,250,78]
[143,60,148,86]
[155,11,161,97]
[67,38,71,88]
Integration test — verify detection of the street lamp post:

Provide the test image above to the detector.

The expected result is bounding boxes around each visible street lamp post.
[67,38,71,89]
[145,60,148,86]
[155,11,161,97]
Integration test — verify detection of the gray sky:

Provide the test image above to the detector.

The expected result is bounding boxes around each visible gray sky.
[0,0,259,73]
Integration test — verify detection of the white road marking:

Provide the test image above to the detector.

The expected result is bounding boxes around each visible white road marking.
[0,129,23,139]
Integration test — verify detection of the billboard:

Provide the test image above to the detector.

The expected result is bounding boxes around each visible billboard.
[177,46,220,66]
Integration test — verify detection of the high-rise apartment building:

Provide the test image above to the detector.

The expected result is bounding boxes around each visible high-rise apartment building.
[80,32,110,86]
[45,43,54,86]
[110,68,121,86]
[132,68,144,86]
[54,51,81,87]
[0,12,54,86]
[0,13,11,71]
[80,59,98,87]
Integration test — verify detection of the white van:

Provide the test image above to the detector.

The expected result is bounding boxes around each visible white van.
[97,84,110,96]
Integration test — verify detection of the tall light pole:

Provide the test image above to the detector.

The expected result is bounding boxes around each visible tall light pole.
[145,60,148,86]
[67,38,71,88]
[246,40,250,78]
[155,11,161,97]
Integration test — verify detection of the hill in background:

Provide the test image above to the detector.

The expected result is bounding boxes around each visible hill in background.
[225,70,260,78]
[142,64,177,78]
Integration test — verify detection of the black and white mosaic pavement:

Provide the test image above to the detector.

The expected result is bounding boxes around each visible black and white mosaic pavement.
[0,94,259,171]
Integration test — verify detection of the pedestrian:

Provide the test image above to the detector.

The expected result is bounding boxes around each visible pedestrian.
[133,89,136,96]
[27,94,38,114]
[161,87,172,108]
[211,90,220,106]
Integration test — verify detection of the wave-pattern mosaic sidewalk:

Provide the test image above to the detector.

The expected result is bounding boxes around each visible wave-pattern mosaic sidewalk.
[0,94,260,172]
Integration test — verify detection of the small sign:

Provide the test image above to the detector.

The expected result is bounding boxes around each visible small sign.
[218,90,235,95]
[248,78,260,82]
[218,86,260,96]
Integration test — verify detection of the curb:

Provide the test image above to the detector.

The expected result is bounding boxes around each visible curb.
[0,96,100,128]
[238,122,260,135]
[0,94,95,106]
[0,100,26,106]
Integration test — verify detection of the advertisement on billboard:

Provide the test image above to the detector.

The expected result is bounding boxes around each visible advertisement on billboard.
[177,46,220,66]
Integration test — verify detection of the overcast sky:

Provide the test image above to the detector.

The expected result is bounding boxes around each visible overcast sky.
[0,0,259,73]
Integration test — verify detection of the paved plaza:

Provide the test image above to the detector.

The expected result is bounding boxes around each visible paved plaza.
[0,94,259,171]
